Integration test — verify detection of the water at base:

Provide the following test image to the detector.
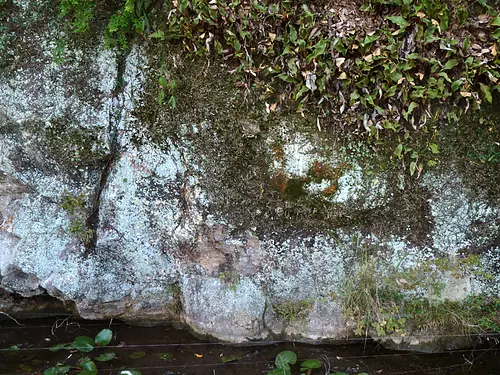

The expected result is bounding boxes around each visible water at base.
[1,317,499,375]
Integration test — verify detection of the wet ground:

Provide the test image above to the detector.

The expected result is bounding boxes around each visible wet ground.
[1,317,500,375]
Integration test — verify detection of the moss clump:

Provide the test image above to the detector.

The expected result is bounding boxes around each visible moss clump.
[60,191,94,247]
[273,300,312,324]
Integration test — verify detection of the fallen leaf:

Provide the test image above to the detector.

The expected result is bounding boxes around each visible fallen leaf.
[460,91,472,97]
[194,353,203,358]
[336,57,345,68]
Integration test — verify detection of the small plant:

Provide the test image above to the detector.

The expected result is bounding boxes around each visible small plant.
[45,329,115,375]
[60,191,94,247]
[52,38,66,66]
[341,247,499,337]
[219,271,238,292]
[272,300,312,324]
[267,351,368,375]
[157,58,178,109]
[59,0,95,33]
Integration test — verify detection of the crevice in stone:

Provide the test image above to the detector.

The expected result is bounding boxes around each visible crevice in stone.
[84,51,129,254]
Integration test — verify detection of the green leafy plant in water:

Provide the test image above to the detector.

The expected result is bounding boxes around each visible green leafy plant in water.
[45,329,115,375]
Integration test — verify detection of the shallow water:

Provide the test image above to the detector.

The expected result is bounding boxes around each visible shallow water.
[1,317,499,375]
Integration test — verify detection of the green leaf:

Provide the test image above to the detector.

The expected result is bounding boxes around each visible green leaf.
[451,79,463,91]
[168,95,178,109]
[287,58,298,75]
[440,9,450,31]
[149,30,165,40]
[410,161,417,176]
[275,351,297,368]
[95,329,112,346]
[363,33,379,46]
[306,39,328,63]
[157,90,165,105]
[407,102,418,114]
[49,343,70,352]
[267,368,290,375]
[80,359,97,372]
[386,16,410,28]
[394,143,403,159]
[463,36,470,51]
[491,17,500,26]
[277,73,298,83]
[221,354,242,363]
[129,351,146,359]
[44,367,70,375]
[73,336,94,353]
[457,7,468,24]
[492,28,500,40]
[95,352,116,362]
[427,160,438,167]
[233,39,241,52]
[288,25,297,43]
[480,83,493,103]
[158,352,174,361]
[442,59,458,70]
[429,143,439,154]
[158,76,167,88]
[300,359,322,370]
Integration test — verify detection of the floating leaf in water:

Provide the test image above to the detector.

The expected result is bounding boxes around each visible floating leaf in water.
[94,329,113,346]
[49,343,70,352]
[129,351,146,359]
[95,352,116,362]
[44,366,70,375]
[275,350,297,367]
[300,359,321,370]
[158,352,174,361]
[73,336,94,353]
[221,354,241,363]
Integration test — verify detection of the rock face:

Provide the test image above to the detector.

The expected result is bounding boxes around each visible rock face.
[1,0,500,352]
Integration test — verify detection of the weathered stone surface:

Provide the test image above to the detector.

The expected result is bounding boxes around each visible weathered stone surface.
[1,0,500,351]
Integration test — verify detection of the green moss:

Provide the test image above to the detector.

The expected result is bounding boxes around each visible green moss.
[60,191,94,247]
[272,300,312,324]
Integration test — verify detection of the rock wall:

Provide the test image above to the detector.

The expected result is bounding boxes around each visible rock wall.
[1,0,500,352]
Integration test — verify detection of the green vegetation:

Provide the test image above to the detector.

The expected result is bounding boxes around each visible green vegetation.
[219,271,239,291]
[60,191,94,247]
[272,300,312,324]
[45,328,116,375]
[341,248,500,337]
[267,350,367,375]
[58,0,500,175]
